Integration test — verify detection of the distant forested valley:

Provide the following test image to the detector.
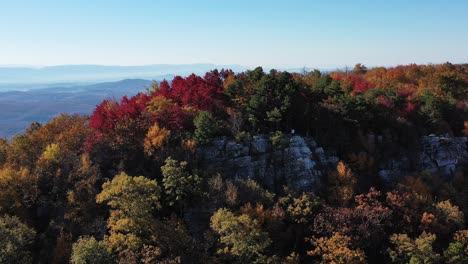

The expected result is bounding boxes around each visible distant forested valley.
[0,63,467,263]
[0,79,152,138]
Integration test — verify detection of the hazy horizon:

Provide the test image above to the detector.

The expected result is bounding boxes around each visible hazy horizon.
[0,63,343,86]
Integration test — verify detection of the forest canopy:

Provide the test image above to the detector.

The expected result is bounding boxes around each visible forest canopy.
[0,63,467,263]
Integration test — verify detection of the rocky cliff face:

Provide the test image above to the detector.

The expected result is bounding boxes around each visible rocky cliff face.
[197,135,339,192]
[188,134,467,240]
[378,135,467,183]
[418,136,468,176]
[198,134,467,192]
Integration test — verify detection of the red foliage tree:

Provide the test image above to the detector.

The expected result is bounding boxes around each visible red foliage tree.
[154,104,194,132]
[89,93,150,134]
[87,93,152,153]
[153,70,227,114]
[330,74,376,94]
[349,75,375,94]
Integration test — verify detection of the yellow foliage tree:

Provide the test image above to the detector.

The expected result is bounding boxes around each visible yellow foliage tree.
[327,161,356,206]
[40,143,62,163]
[144,124,171,156]
[388,232,440,264]
[181,139,196,153]
[210,208,272,262]
[223,74,236,90]
[146,96,174,114]
[308,232,367,264]
[96,173,162,256]
[0,167,35,217]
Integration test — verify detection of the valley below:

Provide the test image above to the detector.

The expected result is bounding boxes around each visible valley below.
[0,79,152,138]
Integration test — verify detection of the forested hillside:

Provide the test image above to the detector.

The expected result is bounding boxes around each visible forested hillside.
[0,63,467,263]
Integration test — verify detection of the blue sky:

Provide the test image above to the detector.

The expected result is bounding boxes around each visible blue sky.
[1,0,467,68]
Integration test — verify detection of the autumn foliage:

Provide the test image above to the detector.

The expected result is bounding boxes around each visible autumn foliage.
[0,63,466,263]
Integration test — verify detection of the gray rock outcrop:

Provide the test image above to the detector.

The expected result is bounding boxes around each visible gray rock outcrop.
[198,133,467,191]
[418,135,468,177]
[197,134,338,192]
[378,135,467,183]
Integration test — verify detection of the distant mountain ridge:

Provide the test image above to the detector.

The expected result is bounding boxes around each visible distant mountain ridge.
[0,63,248,85]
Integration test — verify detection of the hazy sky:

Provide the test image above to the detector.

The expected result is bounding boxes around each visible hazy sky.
[1,0,467,68]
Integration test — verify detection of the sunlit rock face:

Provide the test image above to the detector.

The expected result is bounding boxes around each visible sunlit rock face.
[197,134,339,192]
[378,135,468,183]
[418,135,468,177]
[198,133,467,191]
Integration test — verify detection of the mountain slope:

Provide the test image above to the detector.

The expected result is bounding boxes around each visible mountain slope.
[0,79,153,138]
